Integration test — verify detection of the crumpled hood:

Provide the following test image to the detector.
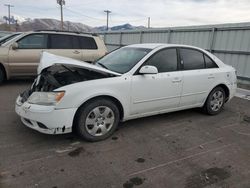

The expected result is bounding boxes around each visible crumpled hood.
[38,52,121,76]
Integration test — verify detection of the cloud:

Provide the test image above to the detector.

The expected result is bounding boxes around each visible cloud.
[0,0,250,27]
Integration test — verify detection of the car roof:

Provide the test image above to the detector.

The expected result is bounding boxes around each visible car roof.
[21,30,98,37]
[127,43,205,50]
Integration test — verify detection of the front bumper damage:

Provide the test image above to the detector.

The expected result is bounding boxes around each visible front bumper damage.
[15,95,77,134]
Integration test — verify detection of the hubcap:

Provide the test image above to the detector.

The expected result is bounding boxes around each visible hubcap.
[85,106,115,136]
[210,91,224,112]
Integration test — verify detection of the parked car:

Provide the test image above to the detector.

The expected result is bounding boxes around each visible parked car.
[0,30,107,84]
[0,32,22,46]
[0,31,12,38]
[15,44,237,141]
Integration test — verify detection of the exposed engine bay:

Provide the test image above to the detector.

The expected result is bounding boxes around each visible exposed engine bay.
[20,64,117,103]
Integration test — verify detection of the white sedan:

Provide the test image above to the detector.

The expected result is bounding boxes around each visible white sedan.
[15,44,237,141]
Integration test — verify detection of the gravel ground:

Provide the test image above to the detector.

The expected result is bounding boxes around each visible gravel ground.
[0,79,250,188]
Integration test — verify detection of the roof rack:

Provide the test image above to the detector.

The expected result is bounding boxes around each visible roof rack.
[34,30,98,36]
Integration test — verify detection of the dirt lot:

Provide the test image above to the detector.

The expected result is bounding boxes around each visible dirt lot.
[0,79,250,188]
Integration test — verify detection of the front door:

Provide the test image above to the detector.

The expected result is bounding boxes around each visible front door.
[130,48,183,115]
[8,34,48,75]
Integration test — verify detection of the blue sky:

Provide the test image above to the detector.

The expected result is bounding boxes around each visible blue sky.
[1,0,250,27]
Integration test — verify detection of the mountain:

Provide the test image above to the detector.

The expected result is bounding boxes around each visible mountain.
[94,23,146,31]
[0,18,93,32]
[0,18,145,32]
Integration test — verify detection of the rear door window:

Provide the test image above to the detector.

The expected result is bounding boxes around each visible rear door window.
[180,48,205,70]
[204,55,218,68]
[49,34,76,49]
[79,36,98,49]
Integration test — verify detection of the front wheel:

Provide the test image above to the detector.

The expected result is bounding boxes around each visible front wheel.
[75,99,120,142]
[203,87,225,115]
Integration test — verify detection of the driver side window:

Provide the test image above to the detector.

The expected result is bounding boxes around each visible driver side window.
[18,34,48,49]
[144,48,178,73]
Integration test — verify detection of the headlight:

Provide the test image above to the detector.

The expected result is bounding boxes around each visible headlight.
[27,91,65,106]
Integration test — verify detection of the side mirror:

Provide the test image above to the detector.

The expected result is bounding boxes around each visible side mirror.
[12,42,19,50]
[139,65,158,74]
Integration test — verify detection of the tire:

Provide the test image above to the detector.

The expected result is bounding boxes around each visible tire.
[203,87,226,115]
[75,98,120,142]
[0,67,5,85]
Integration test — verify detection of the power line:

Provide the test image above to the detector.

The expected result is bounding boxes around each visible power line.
[64,7,105,21]
[104,10,111,31]
[64,7,148,27]
[110,17,147,24]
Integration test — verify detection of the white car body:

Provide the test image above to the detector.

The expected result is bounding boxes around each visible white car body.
[15,44,237,135]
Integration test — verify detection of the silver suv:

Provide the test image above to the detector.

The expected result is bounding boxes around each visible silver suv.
[0,30,107,84]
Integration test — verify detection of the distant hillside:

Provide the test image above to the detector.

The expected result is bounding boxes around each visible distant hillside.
[0,18,93,32]
[94,23,146,31]
[0,18,146,32]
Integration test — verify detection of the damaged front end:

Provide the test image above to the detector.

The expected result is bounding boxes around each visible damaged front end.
[20,52,120,103]
[15,52,120,135]
[20,64,116,103]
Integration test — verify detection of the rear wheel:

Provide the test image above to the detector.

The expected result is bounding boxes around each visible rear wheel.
[0,67,5,85]
[203,87,225,115]
[75,99,120,142]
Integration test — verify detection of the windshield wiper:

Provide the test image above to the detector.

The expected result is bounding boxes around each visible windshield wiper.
[96,62,109,70]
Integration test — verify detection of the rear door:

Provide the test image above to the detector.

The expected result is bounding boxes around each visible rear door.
[79,36,99,63]
[179,48,219,107]
[8,33,48,75]
[130,48,183,115]
[46,34,82,60]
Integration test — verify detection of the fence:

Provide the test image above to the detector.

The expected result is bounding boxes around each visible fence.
[99,22,250,82]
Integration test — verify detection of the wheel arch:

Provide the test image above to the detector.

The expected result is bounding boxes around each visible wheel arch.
[72,95,125,131]
[206,83,230,104]
[0,62,7,81]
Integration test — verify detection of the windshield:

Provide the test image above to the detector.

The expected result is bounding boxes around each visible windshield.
[96,47,151,74]
[0,33,21,45]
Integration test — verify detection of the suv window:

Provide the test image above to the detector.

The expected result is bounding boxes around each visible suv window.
[144,48,178,73]
[80,36,97,49]
[180,48,205,70]
[49,34,80,49]
[18,34,47,49]
[204,55,218,68]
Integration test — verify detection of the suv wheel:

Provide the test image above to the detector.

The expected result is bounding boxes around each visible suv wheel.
[203,87,225,115]
[0,67,5,85]
[75,99,120,142]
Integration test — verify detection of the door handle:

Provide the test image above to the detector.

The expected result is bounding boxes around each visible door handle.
[172,78,182,83]
[208,74,215,79]
[73,50,80,54]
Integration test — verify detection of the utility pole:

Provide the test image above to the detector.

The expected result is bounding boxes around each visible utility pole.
[104,10,111,31]
[4,4,14,31]
[15,19,19,32]
[148,17,151,29]
[57,0,65,30]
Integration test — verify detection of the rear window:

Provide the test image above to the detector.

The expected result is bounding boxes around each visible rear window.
[49,34,80,49]
[79,36,98,49]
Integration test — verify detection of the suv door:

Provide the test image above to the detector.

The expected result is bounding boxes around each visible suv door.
[130,48,183,115]
[46,34,82,60]
[179,48,219,107]
[8,33,48,75]
[79,36,99,62]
